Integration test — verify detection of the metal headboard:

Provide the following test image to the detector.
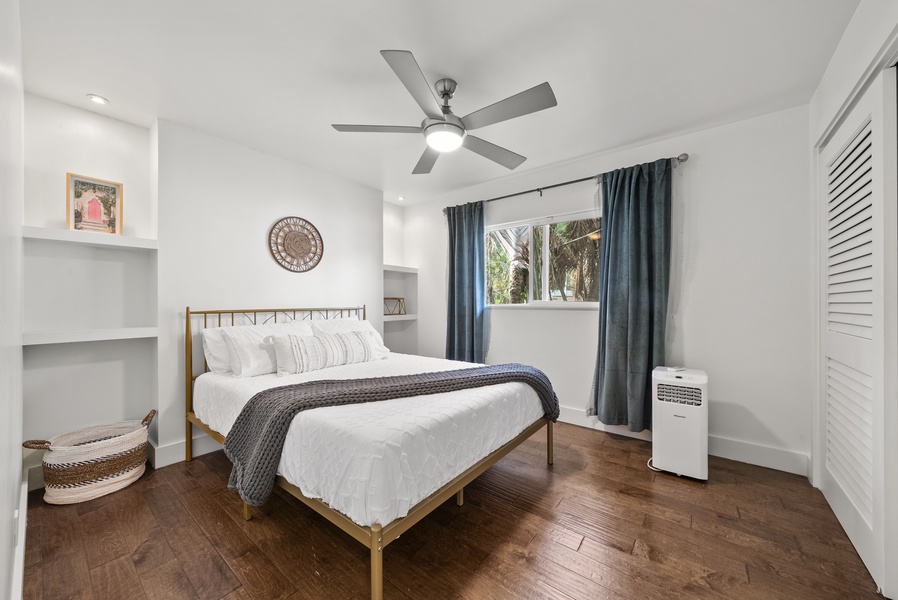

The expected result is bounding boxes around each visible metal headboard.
[184,305,367,446]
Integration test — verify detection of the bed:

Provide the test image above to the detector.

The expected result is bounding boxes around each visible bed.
[184,305,555,600]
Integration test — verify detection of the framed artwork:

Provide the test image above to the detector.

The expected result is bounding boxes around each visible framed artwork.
[66,173,123,235]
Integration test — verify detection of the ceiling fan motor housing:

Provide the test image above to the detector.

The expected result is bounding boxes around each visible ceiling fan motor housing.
[422,114,466,151]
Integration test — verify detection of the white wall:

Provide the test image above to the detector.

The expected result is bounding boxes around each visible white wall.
[405,105,813,474]
[23,93,153,238]
[383,201,405,266]
[155,120,384,466]
[0,0,24,596]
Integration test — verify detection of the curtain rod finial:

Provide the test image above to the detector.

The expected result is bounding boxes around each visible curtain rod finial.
[677,153,689,163]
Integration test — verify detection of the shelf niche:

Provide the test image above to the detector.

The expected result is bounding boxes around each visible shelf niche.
[23,230,158,337]
[383,264,418,354]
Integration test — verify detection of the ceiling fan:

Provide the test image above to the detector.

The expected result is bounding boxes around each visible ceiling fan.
[332,50,557,175]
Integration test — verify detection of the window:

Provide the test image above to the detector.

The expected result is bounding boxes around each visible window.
[486,213,601,305]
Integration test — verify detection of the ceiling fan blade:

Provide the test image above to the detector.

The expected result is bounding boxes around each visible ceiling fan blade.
[332,124,422,133]
[460,82,557,131]
[412,146,440,174]
[380,50,443,120]
[462,135,526,170]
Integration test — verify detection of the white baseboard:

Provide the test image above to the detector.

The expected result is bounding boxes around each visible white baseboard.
[708,434,809,477]
[23,451,43,492]
[11,475,28,600]
[559,405,653,440]
[558,404,810,477]
[149,434,222,469]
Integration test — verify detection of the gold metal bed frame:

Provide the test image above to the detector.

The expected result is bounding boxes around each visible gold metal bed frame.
[184,305,553,600]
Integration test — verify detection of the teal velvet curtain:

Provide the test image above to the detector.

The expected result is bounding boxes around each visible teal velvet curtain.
[445,201,485,363]
[589,158,672,431]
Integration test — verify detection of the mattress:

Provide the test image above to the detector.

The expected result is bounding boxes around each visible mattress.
[193,353,544,526]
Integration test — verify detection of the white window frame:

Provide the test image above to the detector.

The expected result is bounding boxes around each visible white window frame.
[486,208,601,310]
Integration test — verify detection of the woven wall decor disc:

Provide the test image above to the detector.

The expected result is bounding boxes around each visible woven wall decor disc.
[269,216,324,272]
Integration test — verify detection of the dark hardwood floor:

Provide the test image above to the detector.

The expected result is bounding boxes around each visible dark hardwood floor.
[23,422,881,599]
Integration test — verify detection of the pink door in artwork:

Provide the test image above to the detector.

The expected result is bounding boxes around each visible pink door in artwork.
[87,198,102,221]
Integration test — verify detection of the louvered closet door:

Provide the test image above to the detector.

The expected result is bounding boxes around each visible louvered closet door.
[819,68,897,595]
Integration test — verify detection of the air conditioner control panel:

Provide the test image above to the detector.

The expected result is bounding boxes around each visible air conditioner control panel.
[652,366,708,384]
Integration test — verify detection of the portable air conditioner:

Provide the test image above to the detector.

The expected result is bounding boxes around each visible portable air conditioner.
[651,366,708,480]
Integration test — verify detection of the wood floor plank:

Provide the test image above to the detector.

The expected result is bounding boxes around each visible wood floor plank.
[25,423,879,600]
[24,499,43,568]
[581,460,742,520]
[41,551,91,600]
[481,542,624,600]
[78,503,129,569]
[217,486,374,599]
[641,512,880,599]
[22,564,41,600]
[110,487,166,552]
[139,558,200,600]
[530,533,694,600]
[746,560,880,600]
[224,547,296,600]
[178,487,257,561]
[629,528,749,584]
[89,554,147,600]
[179,487,293,600]
[142,483,242,600]
[38,502,85,563]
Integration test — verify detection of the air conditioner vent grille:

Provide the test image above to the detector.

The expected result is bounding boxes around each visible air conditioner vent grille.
[656,383,703,406]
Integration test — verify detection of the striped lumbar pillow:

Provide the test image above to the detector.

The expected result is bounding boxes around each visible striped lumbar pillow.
[271,331,389,376]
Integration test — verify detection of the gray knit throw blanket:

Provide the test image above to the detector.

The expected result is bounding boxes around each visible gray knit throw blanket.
[224,363,559,506]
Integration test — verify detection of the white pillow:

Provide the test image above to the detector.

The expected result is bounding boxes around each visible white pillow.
[271,330,389,376]
[310,319,389,354]
[201,328,234,374]
[218,321,314,377]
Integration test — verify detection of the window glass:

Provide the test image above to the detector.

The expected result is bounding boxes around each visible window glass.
[487,216,600,305]
[547,218,601,302]
[486,225,530,304]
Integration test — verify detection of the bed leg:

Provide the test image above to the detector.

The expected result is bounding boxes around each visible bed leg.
[456,488,464,506]
[370,524,383,600]
[185,421,193,462]
[243,502,253,521]
[547,421,554,466]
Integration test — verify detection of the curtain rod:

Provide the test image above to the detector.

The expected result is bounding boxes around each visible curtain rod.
[482,153,689,204]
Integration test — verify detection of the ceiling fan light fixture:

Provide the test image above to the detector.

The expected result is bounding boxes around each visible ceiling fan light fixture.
[424,121,465,152]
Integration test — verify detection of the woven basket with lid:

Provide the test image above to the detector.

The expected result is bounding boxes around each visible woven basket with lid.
[23,410,156,505]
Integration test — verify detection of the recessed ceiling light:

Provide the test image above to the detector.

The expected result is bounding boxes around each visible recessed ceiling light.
[398,197,405,201]
[86,94,109,105]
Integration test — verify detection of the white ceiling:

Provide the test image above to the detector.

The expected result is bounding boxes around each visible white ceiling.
[20,0,858,204]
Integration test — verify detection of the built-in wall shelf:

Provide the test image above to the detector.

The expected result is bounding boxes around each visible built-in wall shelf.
[384,314,418,322]
[23,225,157,251]
[383,264,418,274]
[23,327,159,346]
[382,264,418,354]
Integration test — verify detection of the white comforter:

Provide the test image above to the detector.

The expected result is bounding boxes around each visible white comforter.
[193,353,544,526]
